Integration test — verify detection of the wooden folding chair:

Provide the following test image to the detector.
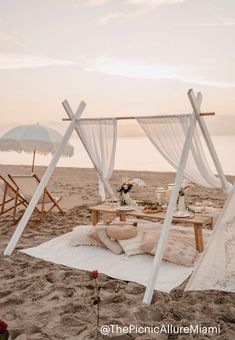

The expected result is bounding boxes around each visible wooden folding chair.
[8,174,64,223]
[0,175,27,221]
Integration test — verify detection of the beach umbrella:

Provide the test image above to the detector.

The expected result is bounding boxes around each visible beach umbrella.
[0,123,74,172]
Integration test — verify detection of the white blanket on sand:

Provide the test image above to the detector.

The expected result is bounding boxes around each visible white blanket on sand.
[21,232,193,293]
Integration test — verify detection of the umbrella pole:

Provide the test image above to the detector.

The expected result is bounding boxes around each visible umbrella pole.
[32,149,36,173]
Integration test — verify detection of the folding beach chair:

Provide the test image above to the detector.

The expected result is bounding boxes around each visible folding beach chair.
[0,175,27,221]
[8,174,64,222]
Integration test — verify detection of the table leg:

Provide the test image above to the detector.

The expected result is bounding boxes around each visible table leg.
[91,211,99,226]
[119,213,126,222]
[194,223,204,252]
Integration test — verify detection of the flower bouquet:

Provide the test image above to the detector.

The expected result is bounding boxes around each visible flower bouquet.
[117,178,145,206]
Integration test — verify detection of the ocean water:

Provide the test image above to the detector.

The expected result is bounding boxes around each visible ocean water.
[0,136,235,176]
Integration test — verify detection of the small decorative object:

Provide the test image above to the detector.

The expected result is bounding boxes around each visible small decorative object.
[178,195,186,211]
[165,183,174,203]
[86,270,101,340]
[177,180,191,211]
[119,192,131,207]
[117,178,145,206]
[0,320,9,340]
[155,187,166,204]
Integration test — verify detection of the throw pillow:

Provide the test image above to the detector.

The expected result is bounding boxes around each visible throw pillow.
[137,221,163,232]
[118,233,145,256]
[151,233,197,267]
[96,226,123,255]
[69,226,103,247]
[141,230,161,253]
[88,228,105,246]
[107,224,138,240]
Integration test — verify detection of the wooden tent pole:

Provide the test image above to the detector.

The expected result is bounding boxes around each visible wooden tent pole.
[62,112,215,121]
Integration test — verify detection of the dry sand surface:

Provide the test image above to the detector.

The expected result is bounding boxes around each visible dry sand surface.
[0,164,234,340]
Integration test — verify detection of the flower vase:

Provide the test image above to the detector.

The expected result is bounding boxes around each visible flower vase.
[119,192,136,207]
[0,331,9,340]
[178,195,186,211]
[119,193,129,206]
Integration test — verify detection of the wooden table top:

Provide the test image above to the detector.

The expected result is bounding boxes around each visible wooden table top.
[89,203,213,226]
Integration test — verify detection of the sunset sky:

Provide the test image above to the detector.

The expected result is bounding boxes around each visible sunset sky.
[1,0,235,126]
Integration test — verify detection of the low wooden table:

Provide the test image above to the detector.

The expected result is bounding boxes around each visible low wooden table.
[89,203,213,253]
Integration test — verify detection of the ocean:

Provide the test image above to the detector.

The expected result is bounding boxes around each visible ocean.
[0,136,235,176]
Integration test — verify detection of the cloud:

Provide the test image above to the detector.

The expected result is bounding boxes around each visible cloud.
[100,11,141,24]
[0,30,19,41]
[85,0,185,8]
[127,0,185,10]
[99,0,186,23]
[86,0,110,6]
[183,16,235,28]
[218,16,235,26]
[73,0,110,7]
[0,53,77,70]
[86,57,235,88]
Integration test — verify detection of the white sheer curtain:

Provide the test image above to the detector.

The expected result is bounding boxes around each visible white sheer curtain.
[185,183,235,292]
[76,118,117,201]
[137,114,229,189]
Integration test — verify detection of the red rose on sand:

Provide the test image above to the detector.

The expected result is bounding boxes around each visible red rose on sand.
[0,320,8,333]
[91,270,98,279]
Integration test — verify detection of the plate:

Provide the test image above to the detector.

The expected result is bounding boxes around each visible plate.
[117,207,134,212]
[173,211,194,218]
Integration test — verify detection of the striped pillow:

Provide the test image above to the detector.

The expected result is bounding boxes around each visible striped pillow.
[118,233,145,256]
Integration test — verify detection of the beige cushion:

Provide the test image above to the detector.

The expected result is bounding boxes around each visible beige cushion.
[107,224,138,240]
[96,226,123,255]
[151,232,197,267]
[118,233,145,256]
[137,221,163,232]
[140,226,195,251]
[69,226,103,247]
[88,229,104,245]
[140,227,197,267]
[141,230,161,253]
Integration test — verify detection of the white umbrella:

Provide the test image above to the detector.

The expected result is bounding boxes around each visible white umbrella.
[0,123,74,172]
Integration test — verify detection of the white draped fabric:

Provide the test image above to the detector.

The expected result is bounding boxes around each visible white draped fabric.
[185,183,235,292]
[76,118,117,201]
[137,114,229,189]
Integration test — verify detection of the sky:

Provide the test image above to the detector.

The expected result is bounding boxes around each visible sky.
[0,0,235,126]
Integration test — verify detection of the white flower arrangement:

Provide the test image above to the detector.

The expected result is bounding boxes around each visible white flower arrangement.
[117,177,146,195]
[117,177,146,206]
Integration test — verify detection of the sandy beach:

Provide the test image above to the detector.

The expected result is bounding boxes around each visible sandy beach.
[0,164,234,340]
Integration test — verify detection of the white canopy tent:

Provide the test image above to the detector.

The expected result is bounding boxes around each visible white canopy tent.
[185,183,235,293]
[3,89,233,304]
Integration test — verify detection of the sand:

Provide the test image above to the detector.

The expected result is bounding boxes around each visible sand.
[0,164,234,340]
